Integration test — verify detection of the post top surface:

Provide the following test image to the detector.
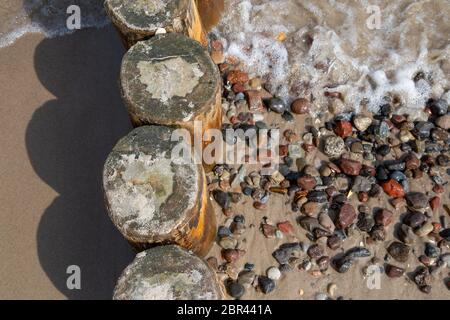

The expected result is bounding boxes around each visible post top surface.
[113,245,221,300]
[120,33,220,124]
[104,0,185,33]
[103,126,201,243]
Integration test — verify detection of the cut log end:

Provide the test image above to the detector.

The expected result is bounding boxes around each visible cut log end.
[113,245,222,300]
[120,33,222,136]
[104,0,207,47]
[103,126,216,256]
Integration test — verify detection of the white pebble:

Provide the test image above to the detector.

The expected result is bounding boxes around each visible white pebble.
[155,28,167,35]
[267,266,281,280]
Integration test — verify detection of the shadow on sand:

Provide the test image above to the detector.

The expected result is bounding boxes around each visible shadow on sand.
[25,25,135,299]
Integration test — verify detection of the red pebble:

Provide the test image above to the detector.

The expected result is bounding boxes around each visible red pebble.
[334,120,353,138]
[381,179,405,198]
[433,184,444,194]
[277,221,294,234]
[430,196,440,211]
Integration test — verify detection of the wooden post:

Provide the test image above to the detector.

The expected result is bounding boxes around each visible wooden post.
[104,0,207,48]
[114,245,222,300]
[103,126,216,257]
[120,33,222,142]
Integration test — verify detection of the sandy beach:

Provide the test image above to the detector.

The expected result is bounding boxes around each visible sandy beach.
[0,1,449,300]
[0,26,134,299]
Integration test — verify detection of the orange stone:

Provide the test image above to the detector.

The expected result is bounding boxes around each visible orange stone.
[227,70,249,85]
[334,120,353,138]
[381,179,405,198]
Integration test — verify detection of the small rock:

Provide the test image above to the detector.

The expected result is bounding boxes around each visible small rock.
[403,211,426,228]
[385,264,405,278]
[277,221,294,234]
[291,98,310,114]
[440,228,450,241]
[307,244,324,259]
[339,158,362,176]
[262,224,277,238]
[415,221,434,237]
[258,276,275,294]
[227,281,245,299]
[227,70,249,85]
[327,283,338,297]
[381,179,405,198]
[324,136,346,158]
[387,242,410,262]
[335,256,354,273]
[345,247,371,259]
[297,175,317,190]
[429,98,448,116]
[213,190,231,208]
[219,236,237,249]
[375,209,394,226]
[424,243,440,259]
[327,235,342,250]
[245,90,264,112]
[238,270,256,287]
[405,192,429,210]
[334,120,353,138]
[337,203,357,229]
[267,98,286,114]
[435,114,450,130]
[353,115,372,131]
[266,267,281,280]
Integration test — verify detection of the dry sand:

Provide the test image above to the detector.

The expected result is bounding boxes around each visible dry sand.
[0,26,134,299]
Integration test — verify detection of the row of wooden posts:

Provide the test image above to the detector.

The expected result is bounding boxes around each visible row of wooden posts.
[102,0,224,300]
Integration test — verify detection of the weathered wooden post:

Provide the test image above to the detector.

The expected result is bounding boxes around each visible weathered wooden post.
[104,0,207,48]
[103,125,216,257]
[120,33,222,141]
[114,245,222,300]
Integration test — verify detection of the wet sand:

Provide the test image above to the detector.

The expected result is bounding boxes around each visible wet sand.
[0,26,134,299]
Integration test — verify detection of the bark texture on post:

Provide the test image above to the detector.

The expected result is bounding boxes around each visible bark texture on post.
[104,0,207,48]
[114,245,222,300]
[120,33,222,141]
[103,126,216,257]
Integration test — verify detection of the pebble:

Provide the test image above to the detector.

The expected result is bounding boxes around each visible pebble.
[267,267,282,280]
[424,243,440,259]
[385,264,405,278]
[375,209,394,226]
[352,176,373,193]
[324,136,346,158]
[327,283,338,297]
[353,115,372,131]
[238,270,256,287]
[415,221,434,237]
[219,236,238,250]
[214,190,231,208]
[435,114,450,130]
[339,158,362,176]
[404,211,427,228]
[227,281,245,299]
[429,98,448,116]
[387,242,410,263]
[345,247,371,259]
[381,179,405,198]
[334,120,353,138]
[335,256,354,273]
[297,175,317,190]
[319,212,335,231]
[357,214,375,232]
[291,98,310,114]
[267,98,286,114]
[439,228,450,241]
[258,276,275,294]
[307,244,324,259]
[337,203,357,229]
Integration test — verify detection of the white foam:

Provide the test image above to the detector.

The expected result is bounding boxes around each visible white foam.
[215,0,450,118]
